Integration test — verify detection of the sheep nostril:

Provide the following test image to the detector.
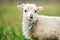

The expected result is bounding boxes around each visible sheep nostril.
[30,17,33,19]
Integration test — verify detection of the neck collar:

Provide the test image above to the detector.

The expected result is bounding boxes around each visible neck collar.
[28,19,38,30]
[28,22,34,30]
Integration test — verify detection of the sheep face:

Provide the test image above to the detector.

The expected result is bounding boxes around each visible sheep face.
[17,4,43,21]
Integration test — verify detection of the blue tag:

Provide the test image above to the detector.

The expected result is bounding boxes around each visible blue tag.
[28,23,33,30]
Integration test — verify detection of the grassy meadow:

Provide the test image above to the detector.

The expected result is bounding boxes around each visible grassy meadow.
[0,3,60,40]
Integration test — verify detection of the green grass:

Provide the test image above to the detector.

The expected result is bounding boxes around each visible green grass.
[0,3,60,40]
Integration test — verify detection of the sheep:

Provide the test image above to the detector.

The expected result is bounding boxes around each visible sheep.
[17,3,60,40]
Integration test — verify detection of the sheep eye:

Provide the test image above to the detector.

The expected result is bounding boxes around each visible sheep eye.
[35,10,37,13]
[24,10,27,12]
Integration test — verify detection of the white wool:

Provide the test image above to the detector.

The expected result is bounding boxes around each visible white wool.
[17,4,60,40]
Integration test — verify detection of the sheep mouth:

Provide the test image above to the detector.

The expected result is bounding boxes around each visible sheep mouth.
[28,18,33,21]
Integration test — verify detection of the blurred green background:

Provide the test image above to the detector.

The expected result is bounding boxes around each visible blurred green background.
[0,0,60,40]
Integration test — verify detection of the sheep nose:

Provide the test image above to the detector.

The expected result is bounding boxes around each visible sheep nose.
[30,14,33,19]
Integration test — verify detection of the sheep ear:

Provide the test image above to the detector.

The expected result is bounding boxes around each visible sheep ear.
[17,4,24,10]
[37,7,43,11]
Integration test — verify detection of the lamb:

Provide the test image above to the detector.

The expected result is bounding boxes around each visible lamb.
[17,3,60,40]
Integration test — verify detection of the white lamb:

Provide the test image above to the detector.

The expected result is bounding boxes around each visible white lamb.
[17,4,60,40]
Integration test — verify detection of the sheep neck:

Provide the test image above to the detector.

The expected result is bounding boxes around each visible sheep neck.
[28,21,34,30]
[28,19,38,30]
